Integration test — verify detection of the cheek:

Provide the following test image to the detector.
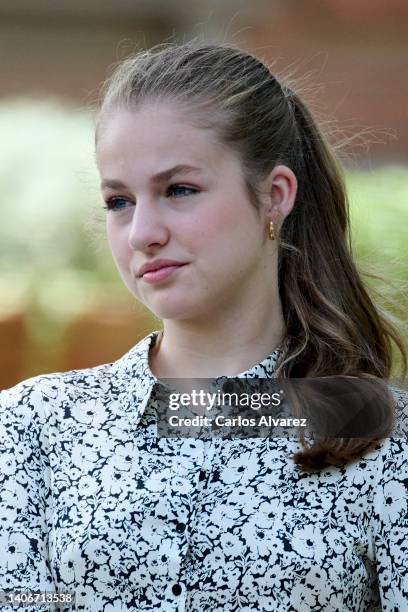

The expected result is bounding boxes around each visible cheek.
[106,224,130,268]
[188,200,237,247]
[191,198,258,253]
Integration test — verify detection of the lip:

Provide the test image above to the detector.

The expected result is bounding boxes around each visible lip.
[141,264,187,284]
[138,259,188,277]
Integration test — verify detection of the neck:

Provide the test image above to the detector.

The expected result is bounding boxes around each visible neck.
[149,293,285,379]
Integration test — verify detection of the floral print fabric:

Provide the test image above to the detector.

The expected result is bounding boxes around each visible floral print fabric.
[0,331,407,611]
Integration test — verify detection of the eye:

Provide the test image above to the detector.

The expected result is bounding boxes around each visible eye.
[103,197,134,212]
[166,184,199,198]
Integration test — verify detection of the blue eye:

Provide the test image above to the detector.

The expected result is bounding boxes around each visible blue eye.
[103,197,133,212]
[167,185,198,198]
[103,185,198,211]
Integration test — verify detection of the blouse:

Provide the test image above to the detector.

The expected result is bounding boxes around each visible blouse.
[0,330,407,611]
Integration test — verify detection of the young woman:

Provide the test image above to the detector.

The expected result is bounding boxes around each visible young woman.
[0,40,407,611]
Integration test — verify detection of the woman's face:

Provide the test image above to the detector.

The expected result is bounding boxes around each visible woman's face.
[96,104,272,322]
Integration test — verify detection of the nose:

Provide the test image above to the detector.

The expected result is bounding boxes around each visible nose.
[127,199,169,251]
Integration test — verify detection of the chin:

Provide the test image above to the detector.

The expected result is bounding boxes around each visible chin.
[146,296,206,322]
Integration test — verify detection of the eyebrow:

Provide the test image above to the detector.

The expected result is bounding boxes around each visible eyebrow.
[101,164,203,190]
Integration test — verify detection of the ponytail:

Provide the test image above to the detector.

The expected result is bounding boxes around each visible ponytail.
[274,90,407,469]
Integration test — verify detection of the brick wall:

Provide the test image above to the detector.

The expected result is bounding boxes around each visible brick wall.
[1,0,407,163]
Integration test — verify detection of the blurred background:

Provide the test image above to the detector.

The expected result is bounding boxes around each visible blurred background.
[1,0,407,389]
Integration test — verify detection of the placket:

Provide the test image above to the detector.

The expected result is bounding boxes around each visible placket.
[159,437,209,612]
[149,379,224,610]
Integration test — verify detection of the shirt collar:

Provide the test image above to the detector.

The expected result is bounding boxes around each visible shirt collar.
[114,330,283,428]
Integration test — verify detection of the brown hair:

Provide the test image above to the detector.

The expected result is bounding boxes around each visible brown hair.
[96,39,407,471]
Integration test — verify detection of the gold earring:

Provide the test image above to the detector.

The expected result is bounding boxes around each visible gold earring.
[268,220,275,240]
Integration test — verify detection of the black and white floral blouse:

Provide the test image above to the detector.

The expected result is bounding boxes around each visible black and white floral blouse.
[0,331,407,611]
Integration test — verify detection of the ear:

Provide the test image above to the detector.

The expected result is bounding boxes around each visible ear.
[261,164,297,224]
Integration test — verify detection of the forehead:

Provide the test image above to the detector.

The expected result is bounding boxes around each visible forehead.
[96,105,231,178]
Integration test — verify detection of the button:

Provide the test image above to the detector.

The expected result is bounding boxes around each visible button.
[172,583,182,596]
[222,380,235,394]
[198,469,206,482]
[176,522,186,534]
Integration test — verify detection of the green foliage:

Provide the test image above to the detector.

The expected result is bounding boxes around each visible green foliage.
[0,98,119,317]
[348,166,408,276]
[347,167,408,369]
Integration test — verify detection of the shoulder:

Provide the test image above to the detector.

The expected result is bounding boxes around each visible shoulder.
[367,384,408,489]
[0,331,158,424]
[388,383,408,438]
[389,383,408,405]
[0,365,111,442]
[371,383,408,471]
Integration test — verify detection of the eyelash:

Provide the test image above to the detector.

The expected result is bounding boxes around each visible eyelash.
[103,185,199,211]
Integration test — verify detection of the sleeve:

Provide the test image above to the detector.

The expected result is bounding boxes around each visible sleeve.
[0,380,54,611]
[370,432,408,611]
